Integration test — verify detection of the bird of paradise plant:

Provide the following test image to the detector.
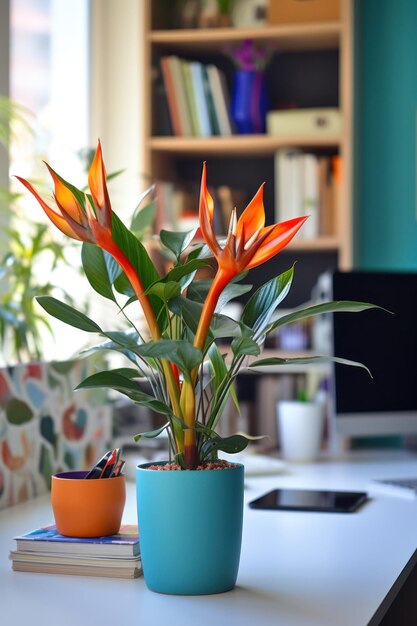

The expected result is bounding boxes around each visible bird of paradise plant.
[16,141,377,469]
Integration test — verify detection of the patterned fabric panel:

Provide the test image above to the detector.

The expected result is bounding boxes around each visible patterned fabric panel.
[0,360,112,510]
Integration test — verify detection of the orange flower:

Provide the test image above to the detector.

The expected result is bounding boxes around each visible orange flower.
[199,162,307,280]
[15,140,113,249]
[15,142,150,313]
[194,163,308,350]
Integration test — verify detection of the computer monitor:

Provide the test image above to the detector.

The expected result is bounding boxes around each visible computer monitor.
[328,271,417,440]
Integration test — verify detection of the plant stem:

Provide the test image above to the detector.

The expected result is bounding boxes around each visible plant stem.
[179,269,234,467]
[193,270,230,352]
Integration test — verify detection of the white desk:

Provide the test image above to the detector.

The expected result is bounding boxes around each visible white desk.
[2,450,417,626]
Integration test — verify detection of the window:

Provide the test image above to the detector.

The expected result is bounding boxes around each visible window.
[7,0,91,362]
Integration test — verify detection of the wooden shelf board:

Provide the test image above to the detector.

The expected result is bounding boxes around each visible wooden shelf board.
[149,134,341,156]
[149,23,341,53]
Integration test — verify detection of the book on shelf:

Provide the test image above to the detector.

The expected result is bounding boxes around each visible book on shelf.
[166,55,193,136]
[154,82,173,137]
[274,150,339,239]
[190,61,212,137]
[181,60,200,136]
[206,64,233,136]
[202,65,221,135]
[10,523,142,579]
[274,149,304,227]
[159,56,232,137]
[160,56,182,136]
[318,156,336,236]
[301,153,319,239]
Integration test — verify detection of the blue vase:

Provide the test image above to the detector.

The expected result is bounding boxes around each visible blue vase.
[231,70,268,134]
[136,462,244,595]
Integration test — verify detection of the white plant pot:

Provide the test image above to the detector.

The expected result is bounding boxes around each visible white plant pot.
[277,400,324,462]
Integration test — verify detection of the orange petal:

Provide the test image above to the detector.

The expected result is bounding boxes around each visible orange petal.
[199,163,220,256]
[88,140,112,229]
[88,141,106,206]
[45,163,84,223]
[14,176,84,241]
[246,216,308,269]
[236,183,265,244]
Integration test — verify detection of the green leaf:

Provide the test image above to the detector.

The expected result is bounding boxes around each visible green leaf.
[76,371,174,415]
[130,199,157,233]
[208,343,239,414]
[164,259,209,284]
[242,266,294,339]
[169,296,241,340]
[36,296,102,333]
[201,434,249,458]
[79,331,141,362]
[106,168,125,183]
[267,300,383,334]
[102,367,140,379]
[208,344,228,391]
[132,184,156,212]
[186,244,205,262]
[187,279,252,312]
[101,330,141,350]
[81,243,122,302]
[171,413,191,431]
[113,272,135,297]
[211,314,242,340]
[111,211,161,315]
[250,355,372,376]
[146,281,181,303]
[169,296,201,334]
[231,336,261,357]
[135,340,202,381]
[134,416,189,450]
[160,229,198,260]
[133,422,168,442]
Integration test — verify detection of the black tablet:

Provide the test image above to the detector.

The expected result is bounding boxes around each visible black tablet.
[249,488,368,513]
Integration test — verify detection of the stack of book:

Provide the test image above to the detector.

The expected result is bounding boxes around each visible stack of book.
[10,524,142,579]
[274,150,341,239]
[160,55,234,137]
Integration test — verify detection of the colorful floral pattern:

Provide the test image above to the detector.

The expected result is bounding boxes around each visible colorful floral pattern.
[0,360,112,510]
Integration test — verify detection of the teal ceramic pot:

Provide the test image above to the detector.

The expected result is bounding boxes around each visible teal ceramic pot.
[136,462,244,595]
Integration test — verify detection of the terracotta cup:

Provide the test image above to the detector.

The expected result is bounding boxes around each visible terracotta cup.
[51,470,126,537]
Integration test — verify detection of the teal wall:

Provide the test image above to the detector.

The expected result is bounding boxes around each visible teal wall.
[354,0,417,269]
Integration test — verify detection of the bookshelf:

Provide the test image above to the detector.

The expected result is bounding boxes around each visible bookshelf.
[141,0,353,298]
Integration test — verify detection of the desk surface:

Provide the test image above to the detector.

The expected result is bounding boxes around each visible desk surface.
[2,450,417,626]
